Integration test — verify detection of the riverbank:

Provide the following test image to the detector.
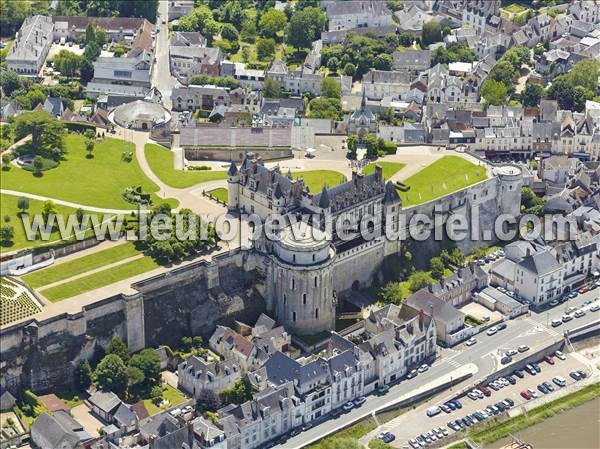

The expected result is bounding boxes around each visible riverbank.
[462,382,600,445]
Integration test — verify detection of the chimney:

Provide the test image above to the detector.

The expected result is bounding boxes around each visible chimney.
[418,309,424,328]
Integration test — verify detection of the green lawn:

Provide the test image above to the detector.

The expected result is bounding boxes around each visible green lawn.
[0,193,102,252]
[143,385,187,416]
[401,156,487,207]
[41,256,160,302]
[2,134,178,209]
[364,162,406,180]
[292,170,347,193]
[305,417,377,449]
[21,242,142,289]
[207,187,228,203]
[144,144,227,188]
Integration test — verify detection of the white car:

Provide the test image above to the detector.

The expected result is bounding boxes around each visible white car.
[486,326,498,336]
[527,388,539,398]
[466,338,477,346]
[418,364,429,373]
[574,309,586,318]
[553,376,566,387]
[562,314,573,322]
[555,350,566,360]
[342,402,354,411]
[467,391,479,400]
[505,349,518,357]
[518,345,530,352]
[591,303,600,312]
[353,396,366,406]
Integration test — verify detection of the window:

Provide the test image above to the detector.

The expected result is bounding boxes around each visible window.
[293,312,296,322]
[303,294,306,305]
[292,279,295,290]
[314,277,318,287]
[315,308,319,319]
[283,294,286,305]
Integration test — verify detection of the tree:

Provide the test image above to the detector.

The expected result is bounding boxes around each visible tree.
[219,378,255,405]
[320,77,341,99]
[307,97,342,120]
[240,20,257,43]
[263,77,282,98]
[13,111,65,156]
[221,23,239,42]
[32,156,44,176]
[489,60,516,86]
[95,27,108,46]
[521,186,545,215]
[399,32,413,47]
[128,349,161,390]
[85,138,95,158]
[106,336,130,363]
[0,70,23,96]
[373,54,392,71]
[178,5,220,44]
[83,41,101,61]
[1,152,11,169]
[430,257,445,280]
[521,83,544,107]
[0,224,14,244]
[422,21,442,46]
[482,79,508,106]
[287,6,326,49]
[431,42,475,66]
[150,386,163,405]
[80,58,94,83]
[95,354,128,395]
[347,135,358,160]
[256,37,276,60]
[327,56,340,73]
[85,23,96,44]
[364,133,379,159]
[259,8,287,38]
[17,197,29,215]
[378,282,405,305]
[470,246,489,260]
[546,61,600,112]
[126,366,145,389]
[343,62,356,77]
[408,271,433,293]
[74,360,92,390]
[197,389,221,412]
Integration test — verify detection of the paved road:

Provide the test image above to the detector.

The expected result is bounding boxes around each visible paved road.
[152,0,178,110]
[277,289,600,449]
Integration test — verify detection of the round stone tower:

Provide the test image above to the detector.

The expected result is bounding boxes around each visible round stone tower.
[493,165,523,218]
[270,225,336,335]
[227,161,240,211]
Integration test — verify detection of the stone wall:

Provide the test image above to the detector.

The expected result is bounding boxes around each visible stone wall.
[0,250,265,394]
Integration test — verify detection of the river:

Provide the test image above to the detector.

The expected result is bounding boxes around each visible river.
[487,398,600,449]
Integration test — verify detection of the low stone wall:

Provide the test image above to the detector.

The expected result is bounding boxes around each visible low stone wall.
[184,147,292,162]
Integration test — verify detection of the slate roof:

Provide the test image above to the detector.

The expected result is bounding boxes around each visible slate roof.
[518,250,562,276]
[405,290,464,325]
[88,390,121,415]
[31,412,83,449]
[170,31,206,47]
[113,402,137,429]
[393,50,431,69]
[6,15,53,65]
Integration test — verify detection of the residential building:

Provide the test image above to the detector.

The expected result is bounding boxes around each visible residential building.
[89,51,153,98]
[31,412,91,449]
[392,50,431,73]
[171,85,231,112]
[324,1,394,32]
[88,390,122,422]
[168,0,195,21]
[363,70,412,100]
[170,46,222,82]
[178,356,242,396]
[6,15,54,76]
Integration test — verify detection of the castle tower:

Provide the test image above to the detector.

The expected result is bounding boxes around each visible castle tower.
[227,160,240,211]
[269,224,336,335]
[493,165,524,218]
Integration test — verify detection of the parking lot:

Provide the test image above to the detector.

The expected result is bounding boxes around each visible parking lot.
[377,351,593,447]
[459,302,503,323]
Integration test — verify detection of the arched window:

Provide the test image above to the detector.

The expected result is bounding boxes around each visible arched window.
[314,277,318,287]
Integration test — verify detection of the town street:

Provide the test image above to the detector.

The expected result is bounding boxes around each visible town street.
[277,289,600,449]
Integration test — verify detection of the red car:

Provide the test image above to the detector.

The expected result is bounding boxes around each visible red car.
[520,390,532,400]
[578,286,589,294]
[543,355,555,365]
[478,385,491,396]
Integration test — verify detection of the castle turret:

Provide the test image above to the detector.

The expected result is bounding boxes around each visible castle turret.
[493,165,523,218]
[227,161,240,211]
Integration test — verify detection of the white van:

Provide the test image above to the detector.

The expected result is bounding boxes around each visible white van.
[553,376,566,387]
[426,406,441,417]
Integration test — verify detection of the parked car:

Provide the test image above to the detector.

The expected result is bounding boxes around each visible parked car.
[406,369,418,379]
[532,362,541,373]
[591,303,600,312]
[525,364,537,375]
[497,322,507,331]
[562,314,573,323]
[380,432,395,443]
[342,402,354,411]
[440,404,452,414]
[518,345,530,352]
[445,401,457,410]
[487,326,498,336]
[505,349,518,357]
[574,309,586,318]
[504,398,514,406]
[513,369,525,378]
[569,371,582,381]
[527,388,539,398]
[552,376,566,387]
[354,396,366,406]
[466,338,477,346]
[377,384,390,394]
[478,385,491,396]
[418,364,429,373]
[506,375,516,385]
[549,299,559,307]
[538,383,549,394]
[555,350,566,360]
[501,356,512,365]
[542,381,554,392]
[427,406,441,417]
[551,319,563,327]
[543,355,555,365]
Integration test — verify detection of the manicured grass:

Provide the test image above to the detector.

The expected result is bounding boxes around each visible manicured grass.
[143,385,187,416]
[22,242,142,289]
[468,382,600,445]
[207,187,228,203]
[292,170,347,193]
[0,193,102,252]
[401,156,487,207]
[2,134,177,209]
[144,144,227,188]
[504,3,527,14]
[364,162,406,180]
[41,256,160,302]
[305,417,377,449]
